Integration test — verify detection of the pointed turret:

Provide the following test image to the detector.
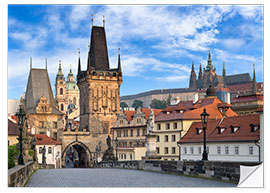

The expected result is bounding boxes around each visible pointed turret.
[67,64,75,83]
[252,63,257,93]
[77,48,81,75]
[30,57,32,69]
[206,48,213,70]
[197,63,203,89]
[118,47,121,73]
[222,61,226,76]
[56,60,65,81]
[189,61,197,89]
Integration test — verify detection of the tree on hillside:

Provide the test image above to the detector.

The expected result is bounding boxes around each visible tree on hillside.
[120,102,128,109]
[150,99,168,109]
[132,100,143,109]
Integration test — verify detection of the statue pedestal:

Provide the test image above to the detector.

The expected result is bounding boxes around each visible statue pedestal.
[145,133,161,160]
[102,147,116,161]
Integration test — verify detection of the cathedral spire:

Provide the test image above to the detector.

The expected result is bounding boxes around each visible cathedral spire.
[192,61,195,72]
[189,61,197,89]
[222,61,226,76]
[207,48,213,70]
[118,47,122,73]
[77,48,81,75]
[252,63,257,93]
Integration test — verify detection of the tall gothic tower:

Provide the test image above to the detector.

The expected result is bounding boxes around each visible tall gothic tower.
[55,60,66,113]
[202,49,217,88]
[189,62,197,89]
[77,25,122,134]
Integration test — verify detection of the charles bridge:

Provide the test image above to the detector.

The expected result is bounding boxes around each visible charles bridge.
[8,159,260,187]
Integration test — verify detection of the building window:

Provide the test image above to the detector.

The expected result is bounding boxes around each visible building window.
[249,146,254,155]
[142,129,146,136]
[53,122,57,129]
[251,125,259,132]
[61,104,64,111]
[190,147,194,154]
[172,147,176,154]
[172,135,176,142]
[129,142,133,147]
[53,132,57,140]
[119,120,123,125]
[130,154,132,160]
[124,130,128,137]
[206,146,209,153]
[157,124,161,130]
[164,135,168,142]
[130,129,133,137]
[225,146,229,155]
[137,119,141,124]
[124,154,126,159]
[60,88,63,95]
[184,147,187,154]
[217,146,221,154]
[40,132,44,134]
[166,123,170,130]
[136,129,140,136]
[156,147,160,154]
[174,122,177,129]
[235,146,239,155]
[117,130,121,137]
[156,136,160,142]
[231,126,239,133]
[164,147,169,154]
[198,147,202,154]
[48,147,52,154]
[39,121,44,128]
[39,147,42,153]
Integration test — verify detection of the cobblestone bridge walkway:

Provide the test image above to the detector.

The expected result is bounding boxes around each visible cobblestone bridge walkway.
[27,168,236,187]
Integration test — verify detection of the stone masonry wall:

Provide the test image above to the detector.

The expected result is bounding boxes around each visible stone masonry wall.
[100,160,261,183]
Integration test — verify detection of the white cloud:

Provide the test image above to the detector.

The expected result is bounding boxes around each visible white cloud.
[221,38,245,49]
[214,48,258,63]
[156,75,189,82]
[236,5,262,21]
[69,5,91,30]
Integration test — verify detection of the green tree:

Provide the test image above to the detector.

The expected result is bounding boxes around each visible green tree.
[150,99,168,109]
[120,102,128,109]
[167,94,172,105]
[132,99,143,109]
[8,144,18,169]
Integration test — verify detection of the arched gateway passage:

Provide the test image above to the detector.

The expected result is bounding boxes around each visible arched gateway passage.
[62,141,92,168]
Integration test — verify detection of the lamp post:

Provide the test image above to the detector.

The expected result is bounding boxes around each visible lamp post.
[115,137,119,161]
[200,108,209,161]
[15,105,26,165]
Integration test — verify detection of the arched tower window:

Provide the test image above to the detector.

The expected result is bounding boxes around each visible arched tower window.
[73,97,76,105]
[61,104,64,111]
[60,88,63,95]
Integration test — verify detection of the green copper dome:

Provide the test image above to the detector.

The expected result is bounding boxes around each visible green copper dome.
[66,82,79,91]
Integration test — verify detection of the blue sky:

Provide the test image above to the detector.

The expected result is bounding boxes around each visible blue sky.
[8,5,263,99]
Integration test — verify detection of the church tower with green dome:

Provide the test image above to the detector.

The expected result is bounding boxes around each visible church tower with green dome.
[55,61,80,118]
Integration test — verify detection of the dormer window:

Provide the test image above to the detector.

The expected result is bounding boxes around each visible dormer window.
[180,110,184,113]
[166,112,170,114]
[231,126,239,133]
[196,128,202,135]
[250,124,259,132]
[218,127,226,134]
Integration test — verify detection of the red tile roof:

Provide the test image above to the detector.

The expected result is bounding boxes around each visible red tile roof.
[231,94,263,103]
[35,134,62,145]
[124,108,162,122]
[8,119,20,136]
[155,97,237,122]
[179,114,260,143]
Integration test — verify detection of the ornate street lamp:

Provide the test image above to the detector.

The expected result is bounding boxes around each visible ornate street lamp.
[200,108,209,161]
[15,105,26,165]
[115,137,119,161]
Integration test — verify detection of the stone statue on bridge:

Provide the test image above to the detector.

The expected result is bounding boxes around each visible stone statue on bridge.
[106,135,112,149]
[147,109,155,135]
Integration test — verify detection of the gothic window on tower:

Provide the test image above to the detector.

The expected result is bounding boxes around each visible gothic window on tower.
[61,104,64,111]
[60,88,63,95]
[73,97,76,105]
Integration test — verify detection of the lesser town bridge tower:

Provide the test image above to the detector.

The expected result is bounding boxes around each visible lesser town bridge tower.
[61,23,122,168]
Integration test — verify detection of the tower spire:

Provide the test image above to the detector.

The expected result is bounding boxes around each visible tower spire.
[207,48,212,70]
[118,47,121,73]
[45,58,47,69]
[91,14,94,26]
[103,15,105,27]
[252,63,257,93]
[222,61,226,76]
[192,61,195,72]
[30,57,32,69]
[78,48,81,75]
